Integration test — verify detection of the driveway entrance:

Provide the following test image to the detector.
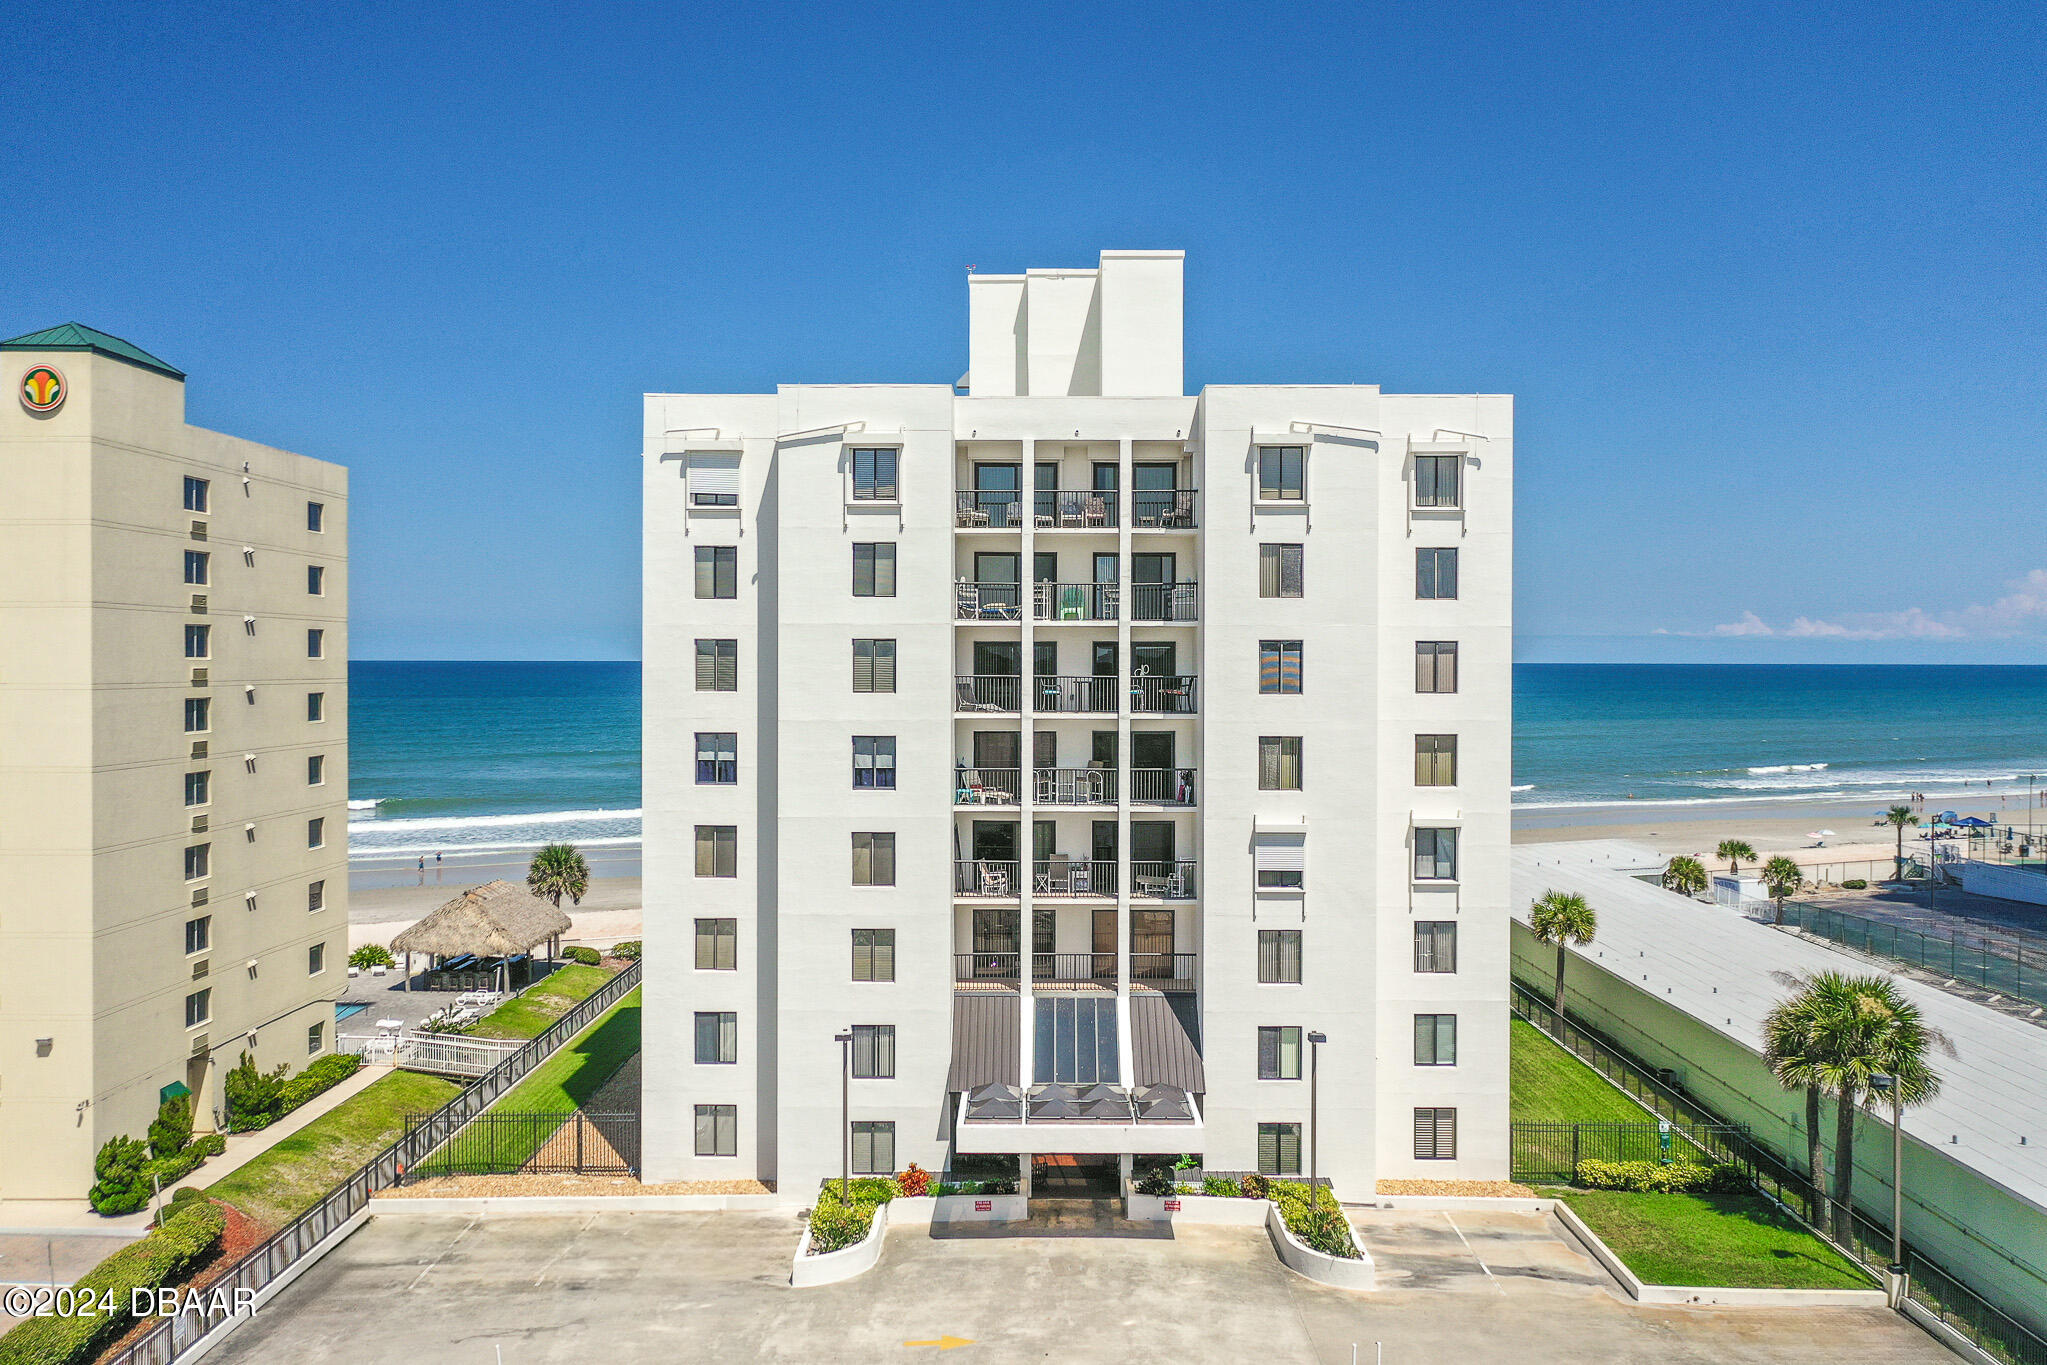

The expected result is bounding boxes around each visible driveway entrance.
[1031,1153,1119,1197]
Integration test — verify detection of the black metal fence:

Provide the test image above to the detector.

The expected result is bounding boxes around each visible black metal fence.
[403,1110,639,1178]
[102,961,641,1365]
[1509,1121,1753,1185]
[1773,898,2047,1012]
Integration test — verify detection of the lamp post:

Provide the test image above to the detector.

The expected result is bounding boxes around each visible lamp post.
[1307,1031,1327,1198]
[1870,1072,1907,1306]
[833,1030,854,1204]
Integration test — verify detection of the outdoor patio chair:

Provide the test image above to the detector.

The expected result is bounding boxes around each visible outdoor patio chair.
[978,861,1010,897]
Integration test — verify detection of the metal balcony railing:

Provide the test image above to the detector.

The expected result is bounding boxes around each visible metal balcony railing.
[1033,952,1117,983]
[1129,767,1196,805]
[1129,582,1199,622]
[956,952,1021,982]
[955,674,1023,712]
[1033,489,1118,528]
[951,952,1194,989]
[955,860,1023,896]
[956,582,1023,621]
[954,768,1021,805]
[1033,581,1118,621]
[1033,768,1114,805]
[1130,674,1198,713]
[1033,675,1119,714]
[1130,861,1197,898]
[955,490,1027,528]
[1131,488,1198,528]
[1130,952,1198,989]
[1031,858,1117,896]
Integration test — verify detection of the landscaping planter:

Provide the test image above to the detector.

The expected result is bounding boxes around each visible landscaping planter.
[1125,1192,1270,1225]
[1553,1200,1885,1307]
[791,1199,889,1288]
[889,1194,1027,1224]
[1266,1202,1376,1291]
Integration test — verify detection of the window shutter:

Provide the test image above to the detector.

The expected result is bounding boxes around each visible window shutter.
[874,640,895,692]
[1280,545,1302,597]
[1258,1125,1278,1174]
[1279,1123,1301,1174]
[1259,545,1279,598]
[879,1026,895,1077]
[875,544,896,596]
[874,930,894,981]
[689,453,739,502]
[852,931,871,980]
[1258,1027,1278,1077]
[1254,834,1306,876]
[1438,643,1457,693]
[1416,644,1434,693]
[853,643,873,692]
[1258,931,1279,982]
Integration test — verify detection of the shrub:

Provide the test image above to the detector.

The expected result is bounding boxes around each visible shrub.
[147,1095,193,1161]
[277,1053,362,1113]
[223,1051,288,1130]
[610,939,642,960]
[1174,1153,1201,1170]
[88,1136,151,1215]
[897,1163,931,1197]
[1203,1176,1240,1198]
[149,1132,226,1187]
[1136,1167,1176,1197]
[807,1200,875,1255]
[932,1182,959,1197]
[1269,1180,1361,1258]
[1842,879,1868,890]
[349,943,395,969]
[564,945,602,966]
[0,1199,225,1363]
[1573,1159,1748,1194]
[169,1184,206,1207]
[1239,1172,1270,1201]
[1175,1183,1200,1196]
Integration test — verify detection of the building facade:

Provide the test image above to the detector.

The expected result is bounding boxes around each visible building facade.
[642,253,1510,1197]
[1,326,349,1200]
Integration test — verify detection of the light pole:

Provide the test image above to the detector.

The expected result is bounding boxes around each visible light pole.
[834,1030,854,1204]
[1871,1072,1907,1306]
[1307,1031,1327,1199]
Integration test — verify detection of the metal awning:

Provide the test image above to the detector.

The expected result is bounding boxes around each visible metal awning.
[947,992,1020,1092]
[1130,993,1205,1092]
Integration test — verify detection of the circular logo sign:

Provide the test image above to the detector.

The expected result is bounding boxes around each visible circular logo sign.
[20,365,65,412]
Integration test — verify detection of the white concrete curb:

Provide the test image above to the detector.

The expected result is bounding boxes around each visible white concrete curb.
[1265,1202,1376,1290]
[1552,1200,1886,1307]
[790,1199,889,1287]
[1357,1195,1557,1214]
[1125,1192,1270,1225]
[177,1206,370,1363]
[368,1193,786,1214]
[1901,1298,2006,1365]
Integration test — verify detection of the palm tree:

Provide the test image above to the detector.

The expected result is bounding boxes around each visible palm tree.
[1883,804,1919,881]
[527,842,590,910]
[1761,982,1833,1232]
[1528,890,1597,1022]
[1760,855,1803,926]
[1661,855,1708,898]
[1716,839,1757,878]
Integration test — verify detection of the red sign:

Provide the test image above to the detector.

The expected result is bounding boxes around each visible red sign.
[1164,1198,1182,1212]
[974,1199,992,1212]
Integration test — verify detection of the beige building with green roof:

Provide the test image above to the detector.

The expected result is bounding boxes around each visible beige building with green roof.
[1,325,349,1202]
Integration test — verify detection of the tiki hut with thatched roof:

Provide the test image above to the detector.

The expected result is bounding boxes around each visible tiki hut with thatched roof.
[390,880,572,991]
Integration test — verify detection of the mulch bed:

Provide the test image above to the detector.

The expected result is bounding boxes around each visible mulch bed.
[91,1200,265,1364]
[1374,1179,1537,1198]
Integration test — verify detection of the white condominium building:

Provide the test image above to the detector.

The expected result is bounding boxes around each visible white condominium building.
[1,326,349,1200]
[642,252,1510,1197]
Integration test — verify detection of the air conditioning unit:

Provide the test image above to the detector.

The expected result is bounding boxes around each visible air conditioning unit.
[190,887,208,907]
[190,1033,209,1056]
[190,520,208,540]
[190,741,209,759]
[191,814,208,833]
[190,667,209,686]
[190,594,208,613]
[192,959,209,980]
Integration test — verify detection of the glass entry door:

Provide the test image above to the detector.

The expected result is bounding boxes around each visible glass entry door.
[974,463,1022,527]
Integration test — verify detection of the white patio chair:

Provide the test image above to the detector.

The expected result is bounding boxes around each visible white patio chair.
[978,861,1010,897]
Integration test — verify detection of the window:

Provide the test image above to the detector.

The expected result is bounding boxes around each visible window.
[1257,446,1305,501]
[695,638,738,691]
[1258,1025,1303,1080]
[688,452,740,507]
[1415,734,1457,786]
[853,542,896,597]
[695,1104,738,1157]
[1413,921,1458,973]
[1258,1122,1302,1175]
[1414,1107,1457,1160]
[1416,547,1459,599]
[309,943,326,976]
[307,628,324,658]
[307,817,325,849]
[852,832,895,886]
[1033,996,1120,1084]
[695,1011,738,1064]
[308,754,325,786]
[184,550,209,585]
[308,880,325,912]
[1414,827,1458,880]
[852,736,896,789]
[307,1022,325,1055]
[184,988,211,1028]
[307,501,324,532]
[696,825,738,878]
[185,625,210,659]
[852,928,895,982]
[1258,929,1302,983]
[184,844,210,881]
[307,691,325,722]
[695,918,737,970]
[1416,641,1459,693]
[184,916,210,954]
[1414,1014,1457,1066]
[1254,832,1306,890]
[851,448,899,501]
[851,1024,896,1079]
[696,732,738,785]
[852,638,896,693]
[1258,736,1302,791]
[1258,543,1303,598]
[185,697,210,733]
[1258,640,1302,694]
[307,565,325,595]
[183,477,209,513]
[695,545,738,599]
[851,1121,895,1175]
[1414,455,1461,508]
[185,771,210,807]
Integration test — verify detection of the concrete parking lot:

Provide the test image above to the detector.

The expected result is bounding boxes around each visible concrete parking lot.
[206,1207,1951,1363]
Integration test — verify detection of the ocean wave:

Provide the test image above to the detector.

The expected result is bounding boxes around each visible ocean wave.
[347,807,642,835]
[1511,784,1535,792]
[1746,763,1828,775]
[347,798,385,811]
[349,834,643,860]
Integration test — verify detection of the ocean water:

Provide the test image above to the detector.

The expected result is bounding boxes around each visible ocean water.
[345,661,2047,857]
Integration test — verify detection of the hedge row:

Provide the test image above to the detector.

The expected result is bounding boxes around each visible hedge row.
[805,1177,898,1255]
[0,1199,225,1365]
[1574,1159,1748,1194]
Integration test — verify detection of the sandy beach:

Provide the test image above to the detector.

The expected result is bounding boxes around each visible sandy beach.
[348,849,643,952]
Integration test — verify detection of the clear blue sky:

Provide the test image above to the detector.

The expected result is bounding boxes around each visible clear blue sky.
[7,1,2041,662]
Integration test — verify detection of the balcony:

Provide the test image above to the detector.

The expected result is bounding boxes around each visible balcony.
[1131,488,1198,529]
[1130,674,1198,713]
[1032,768,1114,805]
[955,582,1023,622]
[1129,768,1196,805]
[1031,858,1117,896]
[1032,489,1117,529]
[1032,582,1117,622]
[1131,861,1197,899]
[955,490,1027,528]
[955,860,1023,897]
[955,675,1023,712]
[954,858,1195,900]
[953,952,1196,991]
[1128,582,1199,622]
[955,768,1021,805]
[1033,675,1119,714]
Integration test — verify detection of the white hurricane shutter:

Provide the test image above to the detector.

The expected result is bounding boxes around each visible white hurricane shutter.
[1254,833,1306,878]
[689,453,739,503]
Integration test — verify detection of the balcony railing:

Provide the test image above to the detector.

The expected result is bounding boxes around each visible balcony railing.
[1033,767,1114,805]
[1129,582,1199,622]
[956,490,1027,528]
[956,952,1021,982]
[1033,582,1117,621]
[1130,767,1196,805]
[1131,488,1198,528]
[1130,674,1199,713]
[1130,952,1198,989]
[1033,675,1119,714]
[1131,860,1197,898]
[1032,858,1117,897]
[1034,952,1117,983]
[956,582,1023,621]
[951,952,1194,990]
[955,860,1023,897]
[954,768,1021,805]
[955,674,1023,712]
[1033,489,1118,529]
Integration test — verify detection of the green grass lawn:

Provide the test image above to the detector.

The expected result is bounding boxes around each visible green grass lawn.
[205,1070,463,1231]
[465,964,615,1039]
[1511,1018,1655,1126]
[1561,1189,1875,1290]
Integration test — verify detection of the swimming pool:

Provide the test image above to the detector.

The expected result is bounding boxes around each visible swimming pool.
[336,1002,369,1022]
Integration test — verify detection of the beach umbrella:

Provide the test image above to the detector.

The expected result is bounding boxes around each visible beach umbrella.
[1957,816,1993,828]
